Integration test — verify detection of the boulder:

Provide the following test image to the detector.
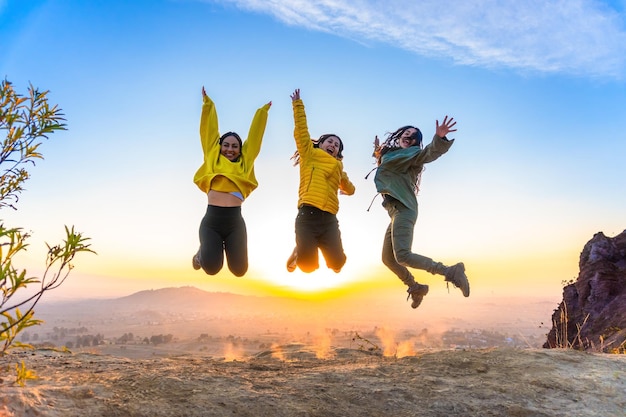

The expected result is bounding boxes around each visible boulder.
[544,230,626,352]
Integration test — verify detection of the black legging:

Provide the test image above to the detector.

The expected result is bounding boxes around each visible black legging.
[198,205,247,277]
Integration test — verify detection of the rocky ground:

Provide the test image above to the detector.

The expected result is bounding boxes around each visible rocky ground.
[1,345,625,417]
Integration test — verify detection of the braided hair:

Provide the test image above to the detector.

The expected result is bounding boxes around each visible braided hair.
[373,125,422,165]
[372,125,424,194]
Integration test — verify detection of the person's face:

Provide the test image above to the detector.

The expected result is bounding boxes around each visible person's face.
[220,135,241,161]
[319,136,341,158]
[399,128,418,149]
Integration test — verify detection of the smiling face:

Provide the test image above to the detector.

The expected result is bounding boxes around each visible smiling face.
[318,135,342,158]
[220,135,241,161]
[399,127,419,149]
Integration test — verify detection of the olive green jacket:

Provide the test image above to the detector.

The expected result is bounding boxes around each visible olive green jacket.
[374,135,452,212]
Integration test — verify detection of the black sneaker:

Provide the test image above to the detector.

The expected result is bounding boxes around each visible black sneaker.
[445,262,470,297]
[406,283,429,309]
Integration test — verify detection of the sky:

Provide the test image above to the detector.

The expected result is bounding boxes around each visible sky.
[1,0,625,305]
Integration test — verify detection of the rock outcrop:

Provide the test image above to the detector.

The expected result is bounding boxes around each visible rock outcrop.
[544,230,626,352]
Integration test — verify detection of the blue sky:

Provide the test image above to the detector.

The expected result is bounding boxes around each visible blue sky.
[1,0,625,301]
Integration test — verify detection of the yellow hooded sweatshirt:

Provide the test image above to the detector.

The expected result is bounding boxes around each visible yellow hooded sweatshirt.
[293,99,355,215]
[193,95,270,198]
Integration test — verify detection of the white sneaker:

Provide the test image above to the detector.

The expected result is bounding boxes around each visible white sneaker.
[192,249,201,270]
[286,248,297,272]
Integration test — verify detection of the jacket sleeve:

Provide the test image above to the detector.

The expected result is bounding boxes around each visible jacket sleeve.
[242,102,271,164]
[411,135,453,167]
[199,95,220,159]
[292,99,314,158]
[339,165,355,196]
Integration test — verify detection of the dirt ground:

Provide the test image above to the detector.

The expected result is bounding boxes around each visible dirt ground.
[1,345,625,417]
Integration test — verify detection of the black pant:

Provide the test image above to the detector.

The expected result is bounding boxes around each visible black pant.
[199,205,247,277]
[294,205,346,273]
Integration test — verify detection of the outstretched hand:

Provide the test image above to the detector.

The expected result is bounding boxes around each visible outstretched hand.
[201,86,207,98]
[436,116,457,138]
[291,88,300,101]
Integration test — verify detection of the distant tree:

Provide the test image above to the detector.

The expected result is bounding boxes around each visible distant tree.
[117,332,134,344]
[149,334,174,345]
[0,79,95,382]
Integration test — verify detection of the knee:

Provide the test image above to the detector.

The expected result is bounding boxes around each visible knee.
[228,263,248,277]
[199,250,223,275]
[297,257,319,273]
[394,249,411,265]
[202,265,222,275]
[327,256,346,273]
[382,252,395,268]
[295,252,319,273]
[298,264,318,273]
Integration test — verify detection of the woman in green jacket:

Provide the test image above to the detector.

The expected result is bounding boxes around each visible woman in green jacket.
[286,88,355,273]
[373,117,469,309]
[192,87,271,276]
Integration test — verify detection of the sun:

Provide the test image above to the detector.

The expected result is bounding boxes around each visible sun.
[242,251,383,298]
[257,262,360,292]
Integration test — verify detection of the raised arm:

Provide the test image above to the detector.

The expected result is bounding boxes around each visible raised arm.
[198,86,220,156]
[411,116,457,166]
[242,100,272,163]
[435,115,457,139]
[291,88,314,157]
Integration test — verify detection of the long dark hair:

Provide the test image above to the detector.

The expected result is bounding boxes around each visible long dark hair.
[373,125,422,166]
[316,134,344,159]
[291,133,344,166]
[371,125,424,194]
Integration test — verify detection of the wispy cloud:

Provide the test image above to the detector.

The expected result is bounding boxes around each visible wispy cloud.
[205,0,626,78]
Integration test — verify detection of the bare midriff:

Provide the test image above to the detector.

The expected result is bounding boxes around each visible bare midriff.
[207,190,243,207]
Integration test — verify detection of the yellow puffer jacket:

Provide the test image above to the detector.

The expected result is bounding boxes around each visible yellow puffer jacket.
[293,99,355,214]
[193,94,270,198]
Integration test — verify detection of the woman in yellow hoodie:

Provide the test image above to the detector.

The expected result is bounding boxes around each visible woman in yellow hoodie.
[286,88,355,273]
[192,87,271,276]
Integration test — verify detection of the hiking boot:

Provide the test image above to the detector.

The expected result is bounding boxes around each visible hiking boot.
[192,249,201,271]
[406,283,429,309]
[286,248,297,272]
[444,262,470,297]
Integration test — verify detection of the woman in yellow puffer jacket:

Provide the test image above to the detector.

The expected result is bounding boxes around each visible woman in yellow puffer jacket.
[192,86,271,277]
[286,88,355,273]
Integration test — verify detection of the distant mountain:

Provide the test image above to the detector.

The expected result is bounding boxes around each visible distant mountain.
[110,286,250,311]
[38,286,315,317]
[33,285,558,345]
